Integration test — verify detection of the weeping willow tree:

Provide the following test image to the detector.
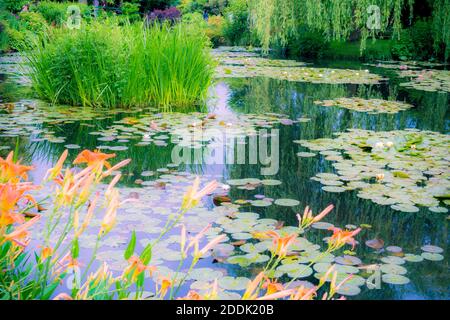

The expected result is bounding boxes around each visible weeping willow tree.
[432,0,450,60]
[249,0,450,59]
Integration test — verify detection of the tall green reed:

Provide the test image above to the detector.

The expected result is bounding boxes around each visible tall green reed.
[26,19,214,111]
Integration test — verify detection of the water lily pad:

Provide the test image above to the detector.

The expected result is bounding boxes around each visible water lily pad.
[386,246,403,253]
[188,268,224,281]
[297,152,316,158]
[336,283,361,296]
[403,254,424,262]
[382,274,410,285]
[380,256,405,265]
[218,276,251,291]
[380,264,408,275]
[335,255,362,266]
[311,222,334,230]
[421,245,444,254]
[274,198,300,207]
[421,252,444,261]
[251,200,272,207]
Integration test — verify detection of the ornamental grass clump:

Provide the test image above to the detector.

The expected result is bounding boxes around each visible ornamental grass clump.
[26,19,214,111]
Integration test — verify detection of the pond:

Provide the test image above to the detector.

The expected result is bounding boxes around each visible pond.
[0,48,448,300]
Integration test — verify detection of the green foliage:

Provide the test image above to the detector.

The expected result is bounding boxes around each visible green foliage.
[31,1,92,26]
[26,20,214,111]
[222,0,258,46]
[391,30,414,60]
[3,0,28,13]
[286,28,330,59]
[180,0,227,14]
[19,12,48,35]
[431,0,450,61]
[249,0,410,53]
[391,19,440,61]
[205,15,225,46]
[121,2,141,22]
[325,40,393,61]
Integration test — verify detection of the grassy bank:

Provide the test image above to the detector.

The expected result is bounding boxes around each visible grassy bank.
[26,20,214,111]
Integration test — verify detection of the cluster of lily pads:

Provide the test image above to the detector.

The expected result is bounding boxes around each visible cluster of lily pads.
[397,69,450,93]
[296,129,449,213]
[314,98,414,114]
[214,48,384,84]
[0,100,131,147]
[89,111,294,152]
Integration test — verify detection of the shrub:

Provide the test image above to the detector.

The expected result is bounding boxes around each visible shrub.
[121,2,141,23]
[19,11,48,35]
[31,1,92,26]
[5,27,27,51]
[3,0,28,13]
[205,15,225,46]
[286,29,329,59]
[391,20,438,61]
[26,20,214,110]
[146,6,181,24]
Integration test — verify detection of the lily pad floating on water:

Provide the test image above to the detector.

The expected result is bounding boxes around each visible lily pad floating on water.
[380,264,408,275]
[297,152,316,158]
[274,198,300,207]
[403,254,424,262]
[421,252,444,261]
[382,274,410,285]
[335,255,362,266]
[261,179,282,186]
[188,268,224,282]
[314,98,414,114]
[336,283,362,296]
[421,245,444,254]
[311,222,334,230]
[218,276,251,291]
[386,246,403,254]
[365,238,385,250]
[251,200,272,207]
[380,256,405,265]
[321,186,346,193]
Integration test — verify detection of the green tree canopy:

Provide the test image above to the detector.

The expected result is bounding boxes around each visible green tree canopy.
[248,0,449,59]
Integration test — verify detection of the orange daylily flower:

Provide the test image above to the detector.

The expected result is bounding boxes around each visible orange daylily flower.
[99,189,120,236]
[265,231,297,258]
[262,279,284,295]
[123,255,155,282]
[242,272,267,300]
[40,246,53,260]
[0,152,33,183]
[158,276,173,298]
[327,227,362,250]
[0,183,38,226]
[45,149,68,181]
[297,204,334,229]
[290,286,318,300]
[2,215,41,247]
[257,289,296,300]
[178,290,204,300]
[194,234,227,260]
[73,149,116,170]
[181,177,219,210]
